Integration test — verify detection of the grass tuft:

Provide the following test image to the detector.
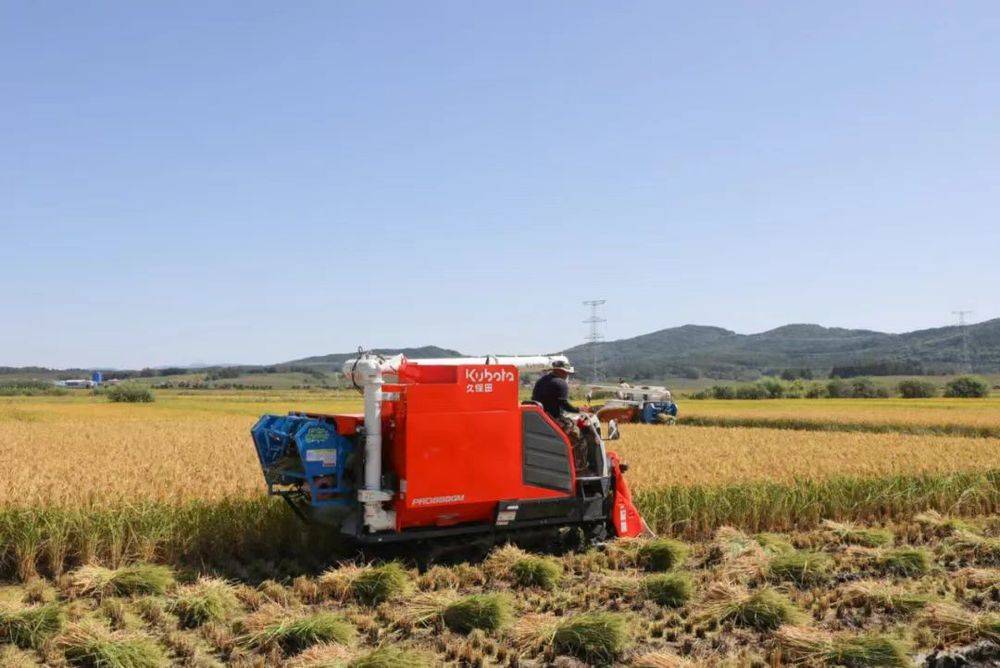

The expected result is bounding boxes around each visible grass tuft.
[876,547,932,577]
[731,589,804,630]
[915,510,976,536]
[348,645,432,668]
[484,544,530,577]
[22,579,57,605]
[244,611,355,653]
[511,556,562,590]
[829,634,911,667]
[754,532,795,554]
[703,583,804,631]
[109,565,175,597]
[923,603,1000,644]
[776,625,909,667]
[639,573,692,607]
[822,520,894,547]
[0,602,65,649]
[600,575,641,598]
[441,594,511,634]
[775,625,829,661]
[286,642,356,667]
[403,591,460,629]
[316,564,366,601]
[551,612,631,665]
[945,530,1000,565]
[715,527,765,559]
[954,567,1000,589]
[59,622,167,668]
[767,550,833,586]
[711,527,769,579]
[636,538,689,572]
[68,564,175,599]
[634,650,694,667]
[511,613,560,656]
[350,563,410,606]
[98,597,140,631]
[0,645,43,667]
[167,577,240,628]
[838,581,931,614]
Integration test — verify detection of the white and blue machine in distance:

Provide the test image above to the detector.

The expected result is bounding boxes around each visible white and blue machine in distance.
[587,383,678,425]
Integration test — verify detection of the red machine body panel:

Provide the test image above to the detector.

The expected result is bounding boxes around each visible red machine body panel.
[385,362,575,530]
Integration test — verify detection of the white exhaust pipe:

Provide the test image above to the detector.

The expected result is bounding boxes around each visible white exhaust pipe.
[405,355,569,373]
[347,354,396,532]
[343,354,570,381]
[362,364,383,493]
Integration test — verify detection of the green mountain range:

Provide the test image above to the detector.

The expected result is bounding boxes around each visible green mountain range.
[8,321,996,383]
[562,318,1000,380]
[283,319,999,381]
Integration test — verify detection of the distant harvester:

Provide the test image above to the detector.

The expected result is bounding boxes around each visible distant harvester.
[54,371,104,389]
[55,379,95,389]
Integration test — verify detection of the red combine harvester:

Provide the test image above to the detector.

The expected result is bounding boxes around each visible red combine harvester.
[251,353,650,554]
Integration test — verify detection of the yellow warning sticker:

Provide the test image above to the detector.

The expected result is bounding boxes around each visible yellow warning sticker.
[305,449,337,467]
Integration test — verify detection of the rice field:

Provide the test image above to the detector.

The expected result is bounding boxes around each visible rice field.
[3,393,999,507]
[1,389,999,664]
[680,397,1000,437]
[616,425,1000,488]
[1,390,999,576]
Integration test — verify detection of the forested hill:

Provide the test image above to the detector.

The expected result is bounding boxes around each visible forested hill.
[561,319,1000,380]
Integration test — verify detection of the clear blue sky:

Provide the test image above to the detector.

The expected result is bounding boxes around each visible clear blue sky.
[3,2,998,368]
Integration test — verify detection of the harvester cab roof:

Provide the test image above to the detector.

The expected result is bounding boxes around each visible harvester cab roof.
[251,353,650,549]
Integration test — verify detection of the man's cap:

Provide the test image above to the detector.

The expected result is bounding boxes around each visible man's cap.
[549,359,575,374]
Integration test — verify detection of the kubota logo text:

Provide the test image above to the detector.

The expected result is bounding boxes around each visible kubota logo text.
[464,367,514,394]
[464,368,514,383]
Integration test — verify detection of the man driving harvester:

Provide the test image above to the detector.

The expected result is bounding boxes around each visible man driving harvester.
[531,359,594,473]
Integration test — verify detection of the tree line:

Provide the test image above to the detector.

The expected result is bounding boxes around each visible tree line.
[688,376,991,400]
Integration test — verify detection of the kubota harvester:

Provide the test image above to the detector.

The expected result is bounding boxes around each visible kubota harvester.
[591,384,678,425]
[251,353,649,550]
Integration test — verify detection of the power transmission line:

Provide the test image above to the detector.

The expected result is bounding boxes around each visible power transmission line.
[582,300,606,381]
[952,310,974,372]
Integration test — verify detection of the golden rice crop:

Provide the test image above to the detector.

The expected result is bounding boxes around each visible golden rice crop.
[614,424,1000,488]
[681,397,1000,436]
[1,391,999,577]
[0,392,360,507]
[3,394,999,507]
